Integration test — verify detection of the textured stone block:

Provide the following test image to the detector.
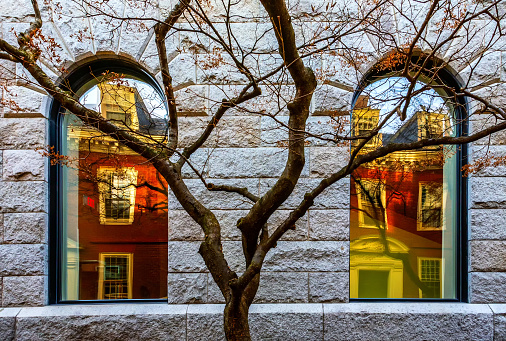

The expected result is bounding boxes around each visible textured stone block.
[89,1,123,52]
[187,303,324,341]
[187,304,226,341]
[0,244,46,276]
[471,111,506,145]
[310,147,350,177]
[267,210,308,241]
[0,214,3,243]
[204,0,261,22]
[321,52,369,89]
[208,269,311,304]
[168,210,204,241]
[461,51,502,88]
[119,24,154,63]
[308,209,348,241]
[471,209,506,240]
[169,209,247,241]
[207,273,225,303]
[206,117,261,148]
[2,150,45,181]
[471,241,506,271]
[259,116,289,146]
[470,272,506,303]
[52,2,93,57]
[169,209,272,241]
[168,53,197,89]
[3,213,46,244]
[196,54,249,84]
[0,181,47,213]
[263,241,348,272]
[309,272,348,303]
[212,23,277,53]
[178,116,261,149]
[178,148,212,179]
[3,87,45,114]
[490,304,506,341]
[0,0,39,21]
[208,84,251,116]
[167,273,207,303]
[0,118,45,149]
[168,179,258,210]
[138,32,178,73]
[470,177,506,208]
[305,116,351,146]
[167,241,207,272]
[15,304,187,340]
[254,272,308,303]
[471,145,506,177]
[178,22,210,54]
[2,276,45,307]
[312,84,353,115]
[208,147,309,178]
[324,303,493,340]
[215,210,244,240]
[222,241,246,273]
[174,85,208,115]
[250,304,323,341]
[1,24,30,48]
[0,308,20,341]
[260,178,349,209]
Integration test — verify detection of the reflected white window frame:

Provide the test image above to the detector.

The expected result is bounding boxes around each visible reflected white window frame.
[355,179,387,229]
[97,167,138,225]
[97,252,133,300]
[418,257,443,299]
[417,181,444,231]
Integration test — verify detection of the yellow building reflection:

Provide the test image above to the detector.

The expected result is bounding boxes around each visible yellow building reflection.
[350,94,455,299]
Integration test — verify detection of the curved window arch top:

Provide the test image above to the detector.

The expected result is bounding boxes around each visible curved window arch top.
[56,62,169,302]
[349,75,465,300]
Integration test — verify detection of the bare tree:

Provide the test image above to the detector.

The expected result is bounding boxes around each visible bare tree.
[1,0,506,339]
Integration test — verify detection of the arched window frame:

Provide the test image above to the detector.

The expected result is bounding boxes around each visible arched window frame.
[48,58,168,304]
[349,54,468,302]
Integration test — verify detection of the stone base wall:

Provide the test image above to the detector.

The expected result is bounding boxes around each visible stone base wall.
[0,303,500,340]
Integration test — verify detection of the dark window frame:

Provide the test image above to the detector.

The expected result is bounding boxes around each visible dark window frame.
[48,58,167,304]
[349,55,469,303]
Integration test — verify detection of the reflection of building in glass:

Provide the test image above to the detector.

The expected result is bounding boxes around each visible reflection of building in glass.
[418,258,442,298]
[98,253,133,299]
[354,179,386,229]
[63,83,168,300]
[98,168,138,225]
[350,97,450,299]
[99,83,139,128]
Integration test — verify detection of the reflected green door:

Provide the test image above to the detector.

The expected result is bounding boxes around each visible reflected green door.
[358,270,389,298]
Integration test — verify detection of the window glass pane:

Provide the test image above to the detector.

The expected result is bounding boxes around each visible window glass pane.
[61,78,168,300]
[350,77,457,299]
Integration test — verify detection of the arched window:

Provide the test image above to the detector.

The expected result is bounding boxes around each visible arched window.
[349,63,467,300]
[49,59,169,302]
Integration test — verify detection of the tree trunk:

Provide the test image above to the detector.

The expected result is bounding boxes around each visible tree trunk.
[224,299,251,341]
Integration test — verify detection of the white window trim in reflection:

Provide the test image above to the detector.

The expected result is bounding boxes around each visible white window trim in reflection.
[98,167,138,225]
[355,179,387,229]
[417,182,444,231]
[418,257,443,299]
[98,253,133,300]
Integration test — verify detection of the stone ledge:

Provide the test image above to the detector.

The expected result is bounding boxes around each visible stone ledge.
[0,303,502,340]
[324,303,494,340]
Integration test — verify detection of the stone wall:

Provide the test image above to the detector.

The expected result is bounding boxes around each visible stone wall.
[1,0,506,338]
[0,303,500,340]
